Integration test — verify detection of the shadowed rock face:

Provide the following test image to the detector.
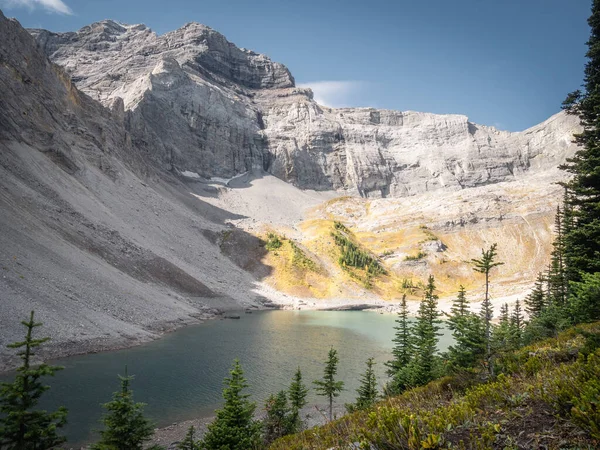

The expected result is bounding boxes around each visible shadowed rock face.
[30,20,581,198]
[0,11,275,370]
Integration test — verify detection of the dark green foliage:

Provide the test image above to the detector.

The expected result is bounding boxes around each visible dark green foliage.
[387,277,444,395]
[287,368,308,433]
[262,391,293,445]
[569,272,600,323]
[499,303,510,324]
[177,426,200,450]
[313,348,344,422]
[201,360,261,450]
[547,206,568,305]
[561,0,600,283]
[0,311,68,450]
[385,295,413,377]
[451,285,469,318]
[510,299,524,345]
[263,368,309,444]
[471,243,504,376]
[265,233,283,251]
[524,302,572,344]
[331,230,386,276]
[444,287,485,372]
[411,276,442,386]
[525,272,547,319]
[493,306,519,354]
[346,358,378,412]
[91,370,157,450]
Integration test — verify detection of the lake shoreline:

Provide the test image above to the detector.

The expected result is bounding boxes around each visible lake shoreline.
[150,403,348,449]
[0,296,402,374]
[0,284,522,374]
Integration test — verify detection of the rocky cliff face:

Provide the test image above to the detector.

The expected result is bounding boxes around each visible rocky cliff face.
[30,20,581,197]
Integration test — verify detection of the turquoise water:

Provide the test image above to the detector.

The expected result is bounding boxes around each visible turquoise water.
[0,310,452,446]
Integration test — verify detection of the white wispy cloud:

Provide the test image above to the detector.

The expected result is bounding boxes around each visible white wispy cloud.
[297,80,365,108]
[1,0,73,15]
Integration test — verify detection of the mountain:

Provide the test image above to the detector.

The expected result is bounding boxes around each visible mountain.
[31,20,579,197]
[0,11,581,369]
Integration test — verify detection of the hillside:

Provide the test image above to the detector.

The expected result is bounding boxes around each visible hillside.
[271,323,600,449]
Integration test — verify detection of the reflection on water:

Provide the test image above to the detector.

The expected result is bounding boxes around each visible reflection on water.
[0,310,452,445]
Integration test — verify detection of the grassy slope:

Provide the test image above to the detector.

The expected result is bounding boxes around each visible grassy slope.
[257,192,556,302]
[271,323,600,449]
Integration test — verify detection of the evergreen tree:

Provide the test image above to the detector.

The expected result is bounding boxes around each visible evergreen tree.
[510,299,525,346]
[0,311,68,450]
[523,302,571,343]
[346,358,378,412]
[262,391,292,445]
[313,348,344,422]
[569,272,600,323]
[547,206,568,305]
[492,304,519,354]
[445,287,485,371]
[91,370,158,450]
[385,295,413,377]
[561,0,600,283]
[451,285,469,318]
[201,360,261,450]
[499,303,510,324]
[177,426,200,450]
[525,272,547,319]
[471,243,504,377]
[287,367,308,432]
[411,276,442,386]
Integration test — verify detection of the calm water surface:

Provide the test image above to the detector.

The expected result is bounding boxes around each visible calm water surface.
[1,310,452,445]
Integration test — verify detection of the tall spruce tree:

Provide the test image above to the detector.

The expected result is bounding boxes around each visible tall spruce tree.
[510,299,525,346]
[346,358,378,412]
[471,243,504,377]
[313,348,344,422]
[201,360,261,450]
[92,370,159,450]
[561,0,600,282]
[287,367,308,432]
[525,272,547,319]
[0,311,68,450]
[499,303,510,324]
[411,275,442,386]
[385,295,413,377]
[445,286,485,371]
[547,206,568,305]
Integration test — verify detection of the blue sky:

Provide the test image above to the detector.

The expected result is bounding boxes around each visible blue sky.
[0,0,592,131]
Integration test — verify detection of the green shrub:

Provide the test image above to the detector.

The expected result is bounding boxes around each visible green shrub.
[405,252,427,261]
[265,233,283,251]
[331,231,386,276]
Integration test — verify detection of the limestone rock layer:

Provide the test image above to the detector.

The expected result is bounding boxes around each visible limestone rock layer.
[30,20,580,197]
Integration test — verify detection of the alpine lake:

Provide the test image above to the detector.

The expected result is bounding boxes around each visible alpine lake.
[0,310,453,445]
